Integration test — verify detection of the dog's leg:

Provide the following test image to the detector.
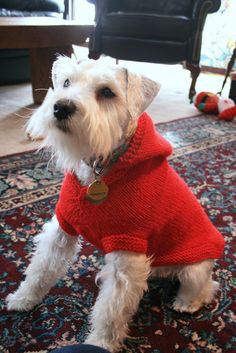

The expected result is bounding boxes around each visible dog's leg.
[6,216,79,311]
[173,260,219,313]
[85,251,151,352]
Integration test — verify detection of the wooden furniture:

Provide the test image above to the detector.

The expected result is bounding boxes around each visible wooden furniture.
[0,18,92,104]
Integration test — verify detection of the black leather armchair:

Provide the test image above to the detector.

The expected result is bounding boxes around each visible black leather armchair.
[88,0,221,98]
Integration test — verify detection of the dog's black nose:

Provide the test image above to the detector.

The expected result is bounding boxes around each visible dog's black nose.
[53,100,76,120]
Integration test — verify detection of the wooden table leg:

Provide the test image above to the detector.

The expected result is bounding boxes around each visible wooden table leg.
[29,46,73,104]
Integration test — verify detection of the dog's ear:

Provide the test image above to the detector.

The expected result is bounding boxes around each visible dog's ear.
[123,68,161,119]
[52,56,77,88]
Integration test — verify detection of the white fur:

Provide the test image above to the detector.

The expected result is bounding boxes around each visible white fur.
[218,97,235,113]
[6,216,80,311]
[151,261,218,313]
[6,57,219,352]
[27,57,160,175]
[86,252,151,351]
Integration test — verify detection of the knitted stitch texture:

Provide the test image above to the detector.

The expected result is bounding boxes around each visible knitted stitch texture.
[56,113,224,266]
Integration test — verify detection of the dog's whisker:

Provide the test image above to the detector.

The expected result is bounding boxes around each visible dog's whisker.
[47,152,57,170]
[24,107,37,112]
[34,88,49,92]
[14,113,31,119]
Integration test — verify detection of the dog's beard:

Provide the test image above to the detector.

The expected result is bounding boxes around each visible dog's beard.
[28,96,129,173]
[55,119,71,133]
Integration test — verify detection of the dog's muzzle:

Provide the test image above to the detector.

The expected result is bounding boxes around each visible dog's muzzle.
[53,99,76,121]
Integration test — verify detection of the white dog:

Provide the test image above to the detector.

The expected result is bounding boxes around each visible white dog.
[6,57,224,352]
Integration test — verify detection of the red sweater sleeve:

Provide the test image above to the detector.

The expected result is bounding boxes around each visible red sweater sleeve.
[101,233,148,254]
[56,200,78,236]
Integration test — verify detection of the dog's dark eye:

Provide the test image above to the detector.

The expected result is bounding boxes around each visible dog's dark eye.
[99,87,115,98]
[63,79,70,88]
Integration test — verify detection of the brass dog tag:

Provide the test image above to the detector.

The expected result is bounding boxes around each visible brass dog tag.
[87,179,109,204]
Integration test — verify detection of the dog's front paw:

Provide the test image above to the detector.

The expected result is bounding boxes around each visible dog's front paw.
[6,292,39,312]
[85,333,120,353]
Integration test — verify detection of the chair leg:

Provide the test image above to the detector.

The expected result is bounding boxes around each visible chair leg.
[186,62,201,100]
[88,51,101,60]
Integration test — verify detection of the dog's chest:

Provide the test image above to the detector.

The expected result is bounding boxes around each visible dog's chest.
[76,161,95,186]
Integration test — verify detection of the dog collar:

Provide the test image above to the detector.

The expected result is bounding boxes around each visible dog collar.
[86,135,133,176]
[85,133,134,205]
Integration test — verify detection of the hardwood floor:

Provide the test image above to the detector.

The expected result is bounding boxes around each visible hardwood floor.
[0,61,230,157]
[0,83,39,156]
[0,83,33,118]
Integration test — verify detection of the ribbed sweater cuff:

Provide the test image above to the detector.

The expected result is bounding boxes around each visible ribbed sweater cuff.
[102,235,148,254]
[56,206,78,236]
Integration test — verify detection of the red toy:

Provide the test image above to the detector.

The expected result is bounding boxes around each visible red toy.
[194,91,236,121]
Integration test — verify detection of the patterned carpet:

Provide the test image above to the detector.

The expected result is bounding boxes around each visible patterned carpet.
[0,115,235,353]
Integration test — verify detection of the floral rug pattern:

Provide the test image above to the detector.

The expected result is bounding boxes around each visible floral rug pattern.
[0,115,235,353]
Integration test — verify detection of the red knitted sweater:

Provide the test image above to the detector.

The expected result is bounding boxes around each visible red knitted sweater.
[56,113,224,266]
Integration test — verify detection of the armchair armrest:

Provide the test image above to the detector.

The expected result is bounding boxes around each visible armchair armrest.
[189,0,221,63]
[192,0,221,20]
[191,0,221,35]
[192,0,221,17]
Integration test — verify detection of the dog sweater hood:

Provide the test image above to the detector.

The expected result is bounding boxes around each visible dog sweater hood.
[56,112,224,266]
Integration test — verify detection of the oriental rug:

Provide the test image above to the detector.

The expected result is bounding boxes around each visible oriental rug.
[0,115,235,353]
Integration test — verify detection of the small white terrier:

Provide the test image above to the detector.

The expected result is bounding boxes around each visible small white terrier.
[6,57,224,352]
